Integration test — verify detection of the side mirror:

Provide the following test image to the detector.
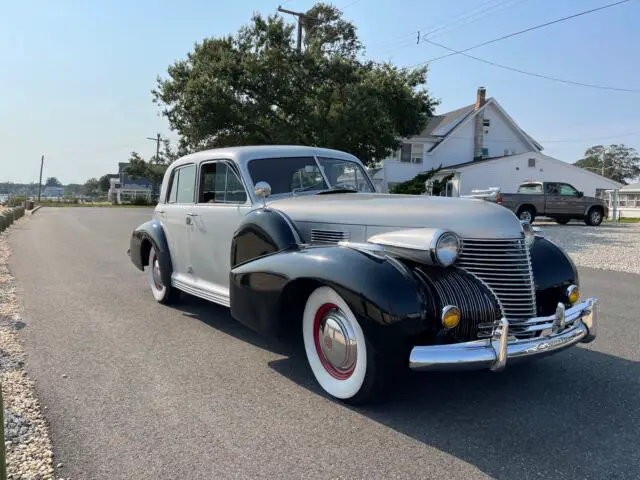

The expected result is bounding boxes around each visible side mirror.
[254,181,272,207]
[578,191,584,198]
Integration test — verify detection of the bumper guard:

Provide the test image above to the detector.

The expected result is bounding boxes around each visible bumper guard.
[409,298,598,372]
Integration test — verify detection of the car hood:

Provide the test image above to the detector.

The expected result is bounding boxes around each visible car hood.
[267,193,523,239]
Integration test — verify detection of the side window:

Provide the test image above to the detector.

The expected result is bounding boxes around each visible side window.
[175,165,196,204]
[558,184,579,196]
[546,183,560,195]
[198,162,247,204]
[166,169,179,204]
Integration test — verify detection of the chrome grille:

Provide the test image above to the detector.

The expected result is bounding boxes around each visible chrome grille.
[457,237,537,323]
[310,229,351,245]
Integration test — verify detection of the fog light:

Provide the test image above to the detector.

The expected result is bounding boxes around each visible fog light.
[567,285,580,305]
[441,306,461,329]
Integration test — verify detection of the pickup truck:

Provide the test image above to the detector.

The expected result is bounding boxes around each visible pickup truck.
[468,181,608,226]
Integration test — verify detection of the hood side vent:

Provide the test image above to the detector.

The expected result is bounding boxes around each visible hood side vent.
[311,229,351,245]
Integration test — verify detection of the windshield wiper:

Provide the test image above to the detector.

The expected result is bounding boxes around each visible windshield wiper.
[316,187,358,195]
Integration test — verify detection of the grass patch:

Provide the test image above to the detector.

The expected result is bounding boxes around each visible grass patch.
[605,217,640,223]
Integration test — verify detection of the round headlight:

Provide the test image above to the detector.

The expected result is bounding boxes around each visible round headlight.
[521,221,535,248]
[435,232,459,266]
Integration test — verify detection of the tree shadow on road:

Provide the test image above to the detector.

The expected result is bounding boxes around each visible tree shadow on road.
[268,345,640,480]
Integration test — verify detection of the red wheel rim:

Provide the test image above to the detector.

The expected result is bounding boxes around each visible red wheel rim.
[313,303,356,380]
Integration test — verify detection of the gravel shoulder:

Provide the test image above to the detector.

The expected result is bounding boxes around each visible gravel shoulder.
[535,220,640,274]
[1,219,54,479]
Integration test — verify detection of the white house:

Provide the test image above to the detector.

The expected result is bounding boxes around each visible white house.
[611,182,640,218]
[434,152,622,198]
[371,87,621,197]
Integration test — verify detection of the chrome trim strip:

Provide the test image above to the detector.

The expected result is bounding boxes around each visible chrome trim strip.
[409,298,597,371]
[171,275,231,308]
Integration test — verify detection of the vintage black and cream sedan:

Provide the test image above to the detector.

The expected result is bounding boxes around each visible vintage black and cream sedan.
[128,146,598,403]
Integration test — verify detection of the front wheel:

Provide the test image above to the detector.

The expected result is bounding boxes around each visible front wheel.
[148,248,180,304]
[302,286,387,404]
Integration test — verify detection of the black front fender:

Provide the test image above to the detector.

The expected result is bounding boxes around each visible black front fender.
[229,246,428,352]
[129,219,173,286]
[530,236,579,316]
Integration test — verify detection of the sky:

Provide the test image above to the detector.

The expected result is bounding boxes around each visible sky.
[1,0,639,184]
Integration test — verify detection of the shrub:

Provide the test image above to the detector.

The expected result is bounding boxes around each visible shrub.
[131,195,152,206]
[7,196,26,207]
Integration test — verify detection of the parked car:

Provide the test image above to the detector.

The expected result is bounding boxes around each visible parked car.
[470,181,608,226]
[128,146,598,403]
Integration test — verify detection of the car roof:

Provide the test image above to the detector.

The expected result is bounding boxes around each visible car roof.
[169,145,362,169]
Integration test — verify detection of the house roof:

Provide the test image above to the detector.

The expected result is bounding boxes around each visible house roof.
[417,104,475,138]
[621,182,640,192]
[412,97,543,155]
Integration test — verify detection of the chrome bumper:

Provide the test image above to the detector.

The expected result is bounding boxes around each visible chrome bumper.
[409,298,598,372]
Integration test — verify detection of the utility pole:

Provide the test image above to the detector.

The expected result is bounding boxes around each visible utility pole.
[37,155,44,202]
[146,133,161,162]
[277,5,316,52]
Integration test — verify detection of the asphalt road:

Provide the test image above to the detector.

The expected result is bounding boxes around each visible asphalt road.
[8,207,640,480]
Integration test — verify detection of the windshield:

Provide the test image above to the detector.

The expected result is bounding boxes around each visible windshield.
[247,156,375,196]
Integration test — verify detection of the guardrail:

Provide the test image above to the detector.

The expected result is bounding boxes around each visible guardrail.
[0,206,26,234]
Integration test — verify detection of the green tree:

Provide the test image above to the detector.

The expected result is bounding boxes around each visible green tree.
[574,144,640,184]
[45,177,62,187]
[82,178,100,197]
[151,3,436,166]
[390,166,454,195]
[98,174,114,193]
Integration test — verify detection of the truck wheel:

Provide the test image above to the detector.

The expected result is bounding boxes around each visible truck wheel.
[148,248,180,304]
[302,286,387,404]
[585,207,604,226]
[517,206,535,223]
[555,218,570,225]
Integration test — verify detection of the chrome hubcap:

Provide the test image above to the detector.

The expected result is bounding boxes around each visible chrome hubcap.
[520,211,532,222]
[152,255,163,289]
[314,305,357,379]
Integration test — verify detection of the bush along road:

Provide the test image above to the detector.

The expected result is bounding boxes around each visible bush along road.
[0,216,54,479]
[0,207,25,234]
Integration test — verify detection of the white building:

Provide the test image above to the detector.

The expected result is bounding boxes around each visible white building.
[371,87,620,197]
[611,183,640,218]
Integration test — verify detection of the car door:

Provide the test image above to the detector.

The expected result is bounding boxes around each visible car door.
[544,182,566,216]
[161,163,197,278]
[557,183,584,216]
[189,160,252,294]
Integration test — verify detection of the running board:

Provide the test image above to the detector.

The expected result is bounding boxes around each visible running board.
[171,275,231,308]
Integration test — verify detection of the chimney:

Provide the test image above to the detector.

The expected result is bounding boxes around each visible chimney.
[475,86,486,110]
[473,87,486,160]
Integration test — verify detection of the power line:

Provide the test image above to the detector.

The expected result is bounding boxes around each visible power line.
[411,0,633,67]
[341,0,363,9]
[422,38,640,93]
[424,0,528,41]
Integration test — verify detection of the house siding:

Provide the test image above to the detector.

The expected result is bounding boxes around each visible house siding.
[481,104,531,158]
[449,153,621,197]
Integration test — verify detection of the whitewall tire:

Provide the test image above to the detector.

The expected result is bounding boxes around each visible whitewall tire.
[302,286,385,403]
[148,248,179,304]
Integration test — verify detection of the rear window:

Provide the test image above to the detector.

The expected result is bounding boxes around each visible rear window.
[518,183,543,194]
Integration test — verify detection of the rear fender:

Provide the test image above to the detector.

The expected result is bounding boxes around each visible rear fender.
[129,220,173,286]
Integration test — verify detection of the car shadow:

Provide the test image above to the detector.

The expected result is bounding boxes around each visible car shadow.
[268,346,640,479]
[168,294,640,479]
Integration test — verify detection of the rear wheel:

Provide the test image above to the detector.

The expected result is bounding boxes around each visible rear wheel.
[302,286,387,404]
[517,206,535,223]
[148,248,180,304]
[585,207,604,226]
